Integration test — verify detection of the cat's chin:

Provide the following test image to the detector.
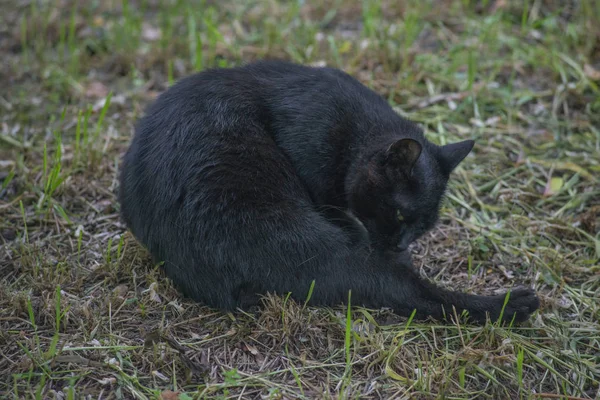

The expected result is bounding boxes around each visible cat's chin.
[369,238,408,253]
[380,246,406,254]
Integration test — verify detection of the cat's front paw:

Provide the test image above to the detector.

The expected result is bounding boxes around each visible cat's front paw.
[490,287,540,323]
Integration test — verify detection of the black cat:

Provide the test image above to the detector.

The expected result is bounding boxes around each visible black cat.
[119,60,539,323]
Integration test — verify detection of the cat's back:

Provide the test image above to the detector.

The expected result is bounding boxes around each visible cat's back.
[133,61,332,141]
[139,65,266,137]
[144,60,334,113]
[139,60,382,135]
[245,60,381,101]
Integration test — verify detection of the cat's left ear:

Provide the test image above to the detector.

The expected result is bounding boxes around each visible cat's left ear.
[385,138,422,177]
[439,140,475,173]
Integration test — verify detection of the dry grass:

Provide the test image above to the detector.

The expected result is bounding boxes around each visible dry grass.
[1,0,599,398]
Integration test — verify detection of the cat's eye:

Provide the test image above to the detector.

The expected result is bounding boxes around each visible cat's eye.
[396,209,404,222]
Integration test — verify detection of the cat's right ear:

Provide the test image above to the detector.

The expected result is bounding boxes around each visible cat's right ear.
[438,140,474,173]
[385,138,422,178]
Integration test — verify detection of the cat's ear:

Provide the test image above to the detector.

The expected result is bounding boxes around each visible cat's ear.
[439,140,474,173]
[385,138,422,177]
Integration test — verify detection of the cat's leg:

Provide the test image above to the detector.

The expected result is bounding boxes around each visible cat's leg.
[302,250,539,324]
[383,257,540,323]
[241,221,539,324]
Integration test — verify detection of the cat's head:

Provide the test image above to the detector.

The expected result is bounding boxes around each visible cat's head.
[348,138,474,251]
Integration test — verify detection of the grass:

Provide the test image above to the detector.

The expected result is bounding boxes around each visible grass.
[0,0,599,398]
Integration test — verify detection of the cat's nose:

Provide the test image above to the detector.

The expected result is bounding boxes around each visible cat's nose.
[396,243,408,251]
[396,236,412,251]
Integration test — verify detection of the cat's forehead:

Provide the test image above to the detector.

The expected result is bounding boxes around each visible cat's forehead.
[414,149,448,188]
[393,159,448,212]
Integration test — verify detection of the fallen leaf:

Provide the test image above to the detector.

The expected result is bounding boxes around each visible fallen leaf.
[152,370,169,382]
[0,160,15,168]
[142,23,161,41]
[498,265,515,279]
[112,284,128,298]
[584,64,600,80]
[85,81,109,99]
[242,342,261,357]
[168,300,185,314]
[93,94,125,112]
[339,40,352,54]
[469,118,485,128]
[97,377,116,386]
[146,90,160,100]
[145,282,162,303]
[160,391,181,400]
[543,176,563,197]
[484,116,501,126]
[107,357,119,366]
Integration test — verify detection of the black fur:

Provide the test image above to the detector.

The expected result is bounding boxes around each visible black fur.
[119,61,539,323]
